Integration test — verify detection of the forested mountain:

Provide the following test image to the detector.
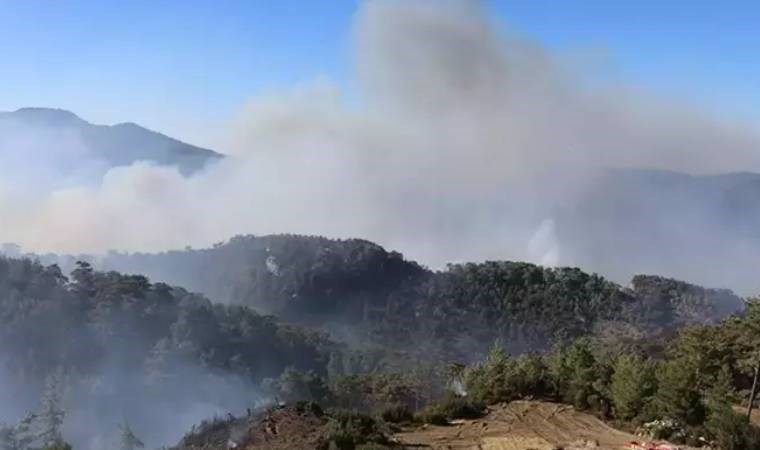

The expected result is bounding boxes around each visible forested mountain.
[97,235,427,318]
[65,234,745,358]
[0,107,222,176]
[0,237,751,449]
[0,256,332,448]
[168,300,760,450]
[3,234,743,388]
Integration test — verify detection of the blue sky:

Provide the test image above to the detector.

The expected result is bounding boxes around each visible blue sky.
[1,0,759,145]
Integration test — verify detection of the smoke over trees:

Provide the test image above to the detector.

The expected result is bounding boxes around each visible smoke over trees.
[0,255,333,448]
[0,230,747,448]
[2,0,760,292]
[2,0,760,448]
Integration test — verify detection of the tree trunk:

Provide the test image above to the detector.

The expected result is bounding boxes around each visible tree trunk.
[747,357,760,422]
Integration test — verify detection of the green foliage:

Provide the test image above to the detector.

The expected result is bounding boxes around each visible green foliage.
[545,338,609,411]
[701,366,760,450]
[0,240,756,448]
[92,235,741,361]
[654,359,705,426]
[564,338,599,409]
[511,353,550,398]
[670,324,735,391]
[705,404,760,450]
[103,235,425,321]
[464,344,513,404]
[610,354,656,421]
[464,344,551,405]
[705,365,738,411]
[0,256,333,389]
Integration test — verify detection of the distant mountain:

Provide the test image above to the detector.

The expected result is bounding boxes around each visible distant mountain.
[0,107,223,175]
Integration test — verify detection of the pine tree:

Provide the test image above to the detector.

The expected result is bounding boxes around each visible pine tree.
[546,341,570,399]
[610,354,656,420]
[464,343,512,403]
[70,260,95,298]
[564,338,598,409]
[704,366,751,450]
[655,359,704,425]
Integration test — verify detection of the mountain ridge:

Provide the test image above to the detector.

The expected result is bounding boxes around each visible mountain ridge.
[9,232,741,360]
[0,107,223,175]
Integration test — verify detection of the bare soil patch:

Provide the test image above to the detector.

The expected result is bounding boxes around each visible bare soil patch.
[395,401,638,450]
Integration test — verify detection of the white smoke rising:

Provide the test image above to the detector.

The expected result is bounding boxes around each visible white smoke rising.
[527,219,560,267]
[2,0,760,285]
[0,118,107,194]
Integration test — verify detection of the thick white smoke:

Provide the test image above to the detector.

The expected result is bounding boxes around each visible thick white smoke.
[2,0,760,287]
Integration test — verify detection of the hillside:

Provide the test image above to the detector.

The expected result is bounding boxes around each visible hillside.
[170,401,649,450]
[169,296,760,449]
[0,107,222,176]
[0,250,756,449]
[0,256,333,448]
[171,403,390,450]
[87,235,744,357]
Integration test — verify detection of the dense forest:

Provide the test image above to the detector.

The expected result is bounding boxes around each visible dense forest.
[174,301,760,450]
[0,256,333,449]
[0,235,753,449]
[170,302,760,450]
[86,235,743,357]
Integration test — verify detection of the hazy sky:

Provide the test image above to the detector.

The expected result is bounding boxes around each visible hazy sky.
[1,0,759,147]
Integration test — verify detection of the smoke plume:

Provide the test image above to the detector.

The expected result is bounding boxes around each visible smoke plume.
[3,0,760,291]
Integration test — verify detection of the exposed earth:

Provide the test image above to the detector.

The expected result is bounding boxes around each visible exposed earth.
[173,400,681,450]
[395,401,639,450]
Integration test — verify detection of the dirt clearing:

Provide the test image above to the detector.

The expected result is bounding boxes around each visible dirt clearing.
[395,400,639,450]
